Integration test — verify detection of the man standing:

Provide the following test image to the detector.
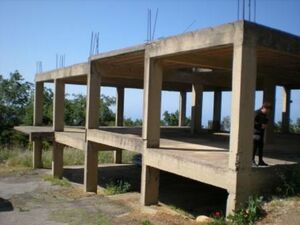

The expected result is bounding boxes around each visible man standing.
[253,102,272,166]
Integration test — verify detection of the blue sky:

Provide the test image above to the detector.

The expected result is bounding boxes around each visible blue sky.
[1,0,300,125]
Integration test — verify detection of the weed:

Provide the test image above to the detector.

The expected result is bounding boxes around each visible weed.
[43,175,71,187]
[104,179,131,195]
[142,220,152,225]
[275,165,300,197]
[227,196,265,225]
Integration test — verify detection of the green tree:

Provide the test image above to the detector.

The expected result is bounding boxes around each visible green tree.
[162,110,179,126]
[0,71,33,145]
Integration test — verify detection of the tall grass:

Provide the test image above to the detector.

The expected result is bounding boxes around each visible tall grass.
[0,146,136,168]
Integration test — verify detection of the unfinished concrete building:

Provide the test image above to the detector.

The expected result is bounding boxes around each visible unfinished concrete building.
[16,20,300,215]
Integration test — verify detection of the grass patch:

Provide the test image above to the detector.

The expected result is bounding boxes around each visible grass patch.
[104,179,131,195]
[1,146,137,169]
[49,208,110,225]
[142,220,152,225]
[43,174,71,187]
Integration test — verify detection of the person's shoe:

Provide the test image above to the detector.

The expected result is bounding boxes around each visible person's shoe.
[258,160,268,166]
[252,160,258,167]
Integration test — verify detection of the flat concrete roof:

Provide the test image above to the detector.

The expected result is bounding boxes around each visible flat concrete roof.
[34,20,300,90]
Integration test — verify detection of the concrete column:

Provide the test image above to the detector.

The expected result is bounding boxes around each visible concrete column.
[84,141,98,193]
[263,79,276,143]
[52,142,64,179]
[281,87,291,133]
[227,40,257,214]
[212,91,222,131]
[142,57,163,148]
[53,79,65,131]
[114,87,124,163]
[115,87,124,126]
[33,82,44,168]
[191,83,203,134]
[86,63,101,129]
[178,91,187,127]
[34,82,44,126]
[141,164,160,205]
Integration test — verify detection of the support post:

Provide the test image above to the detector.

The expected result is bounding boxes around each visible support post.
[178,91,187,127]
[142,57,163,148]
[281,87,291,133]
[86,62,101,129]
[212,91,222,131]
[191,83,203,134]
[84,141,98,193]
[53,79,65,131]
[115,87,124,126]
[114,87,124,163]
[33,81,44,168]
[263,79,276,144]
[52,142,64,179]
[227,39,257,215]
[141,165,160,205]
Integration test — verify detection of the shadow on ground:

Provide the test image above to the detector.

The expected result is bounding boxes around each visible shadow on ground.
[0,197,14,212]
[63,164,227,217]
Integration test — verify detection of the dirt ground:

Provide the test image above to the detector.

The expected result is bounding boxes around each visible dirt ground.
[0,164,227,225]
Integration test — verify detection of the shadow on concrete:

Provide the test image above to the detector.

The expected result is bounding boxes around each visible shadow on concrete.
[0,198,14,212]
[63,164,227,217]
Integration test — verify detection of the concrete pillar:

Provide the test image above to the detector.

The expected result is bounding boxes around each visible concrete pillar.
[84,141,98,193]
[86,63,101,129]
[178,91,187,127]
[142,57,163,148]
[114,87,124,164]
[281,87,291,133]
[115,87,124,126]
[263,79,276,143]
[34,82,44,126]
[52,142,64,179]
[141,164,160,205]
[191,83,203,134]
[33,82,44,168]
[212,91,222,131]
[227,40,257,214]
[53,79,65,131]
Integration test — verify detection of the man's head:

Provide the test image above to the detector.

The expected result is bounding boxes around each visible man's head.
[261,102,272,114]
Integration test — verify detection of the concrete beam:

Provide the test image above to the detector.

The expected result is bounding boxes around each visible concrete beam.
[178,91,187,127]
[86,63,101,129]
[53,79,65,131]
[142,57,163,148]
[191,84,203,134]
[281,87,291,133]
[35,63,88,82]
[227,38,257,214]
[263,79,276,144]
[147,21,238,58]
[84,141,98,193]
[212,91,222,131]
[141,164,160,206]
[52,142,64,179]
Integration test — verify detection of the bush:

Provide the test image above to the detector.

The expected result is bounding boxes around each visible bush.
[104,179,131,195]
[275,165,300,197]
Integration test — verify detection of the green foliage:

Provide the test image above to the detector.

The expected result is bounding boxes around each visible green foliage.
[104,179,131,195]
[275,165,300,197]
[221,116,231,131]
[0,147,32,167]
[227,196,264,225]
[0,71,33,145]
[65,94,86,126]
[124,118,142,126]
[142,220,152,225]
[162,110,179,126]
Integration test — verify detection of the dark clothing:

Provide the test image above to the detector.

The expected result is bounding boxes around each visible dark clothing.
[253,110,268,162]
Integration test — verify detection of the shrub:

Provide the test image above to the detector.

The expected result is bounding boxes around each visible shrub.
[104,179,131,195]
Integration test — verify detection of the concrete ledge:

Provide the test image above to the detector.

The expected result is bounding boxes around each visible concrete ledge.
[14,126,54,141]
[144,148,229,189]
[87,129,144,153]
